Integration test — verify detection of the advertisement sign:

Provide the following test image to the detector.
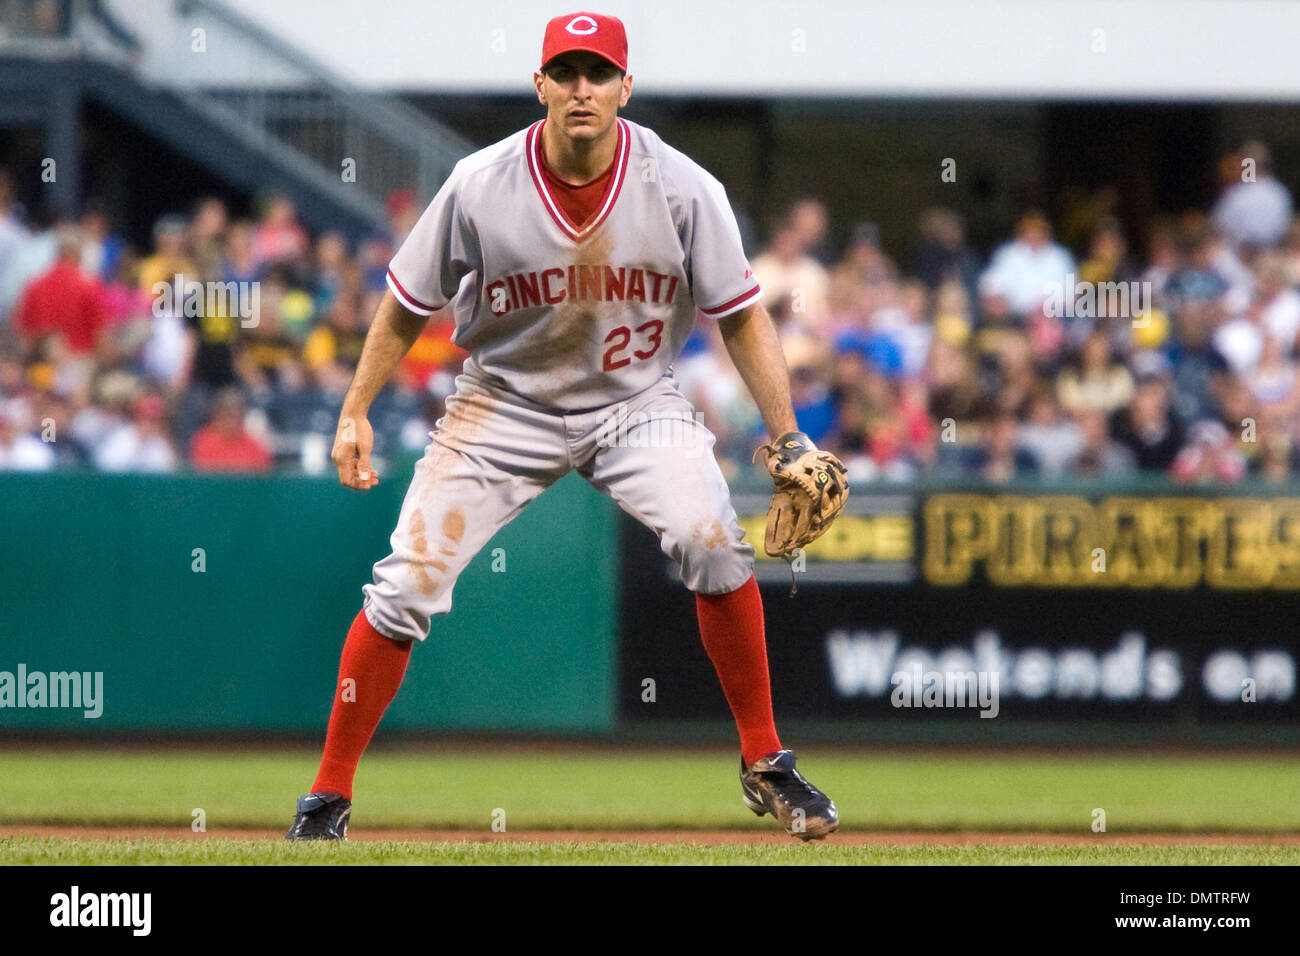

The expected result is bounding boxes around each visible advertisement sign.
[619,487,1299,726]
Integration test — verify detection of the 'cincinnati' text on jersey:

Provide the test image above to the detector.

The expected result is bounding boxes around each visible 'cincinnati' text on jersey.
[486,266,681,315]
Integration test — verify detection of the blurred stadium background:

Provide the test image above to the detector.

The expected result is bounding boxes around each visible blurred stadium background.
[2,0,1299,856]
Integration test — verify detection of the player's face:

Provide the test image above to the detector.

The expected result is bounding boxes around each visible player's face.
[535,52,632,142]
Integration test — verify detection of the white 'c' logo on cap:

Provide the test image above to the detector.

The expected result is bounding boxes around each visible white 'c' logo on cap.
[566,15,599,35]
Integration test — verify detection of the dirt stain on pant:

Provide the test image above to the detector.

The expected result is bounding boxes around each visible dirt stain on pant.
[692,518,729,551]
[405,507,467,598]
[440,509,466,555]
[406,510,440,596]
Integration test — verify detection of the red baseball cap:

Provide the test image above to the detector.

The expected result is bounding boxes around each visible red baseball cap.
[540,12,627,73]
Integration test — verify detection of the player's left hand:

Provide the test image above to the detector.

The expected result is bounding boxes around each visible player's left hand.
[754,431,849,557]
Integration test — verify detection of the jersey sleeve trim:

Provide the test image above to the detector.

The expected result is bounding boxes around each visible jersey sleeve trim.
[386,268,439,316]
[699,283,762,318]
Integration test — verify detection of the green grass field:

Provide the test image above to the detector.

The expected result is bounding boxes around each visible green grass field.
[2,746,1298,864]
[5,838,1297,865]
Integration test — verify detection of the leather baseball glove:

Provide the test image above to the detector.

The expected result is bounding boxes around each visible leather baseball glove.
[753,431,849,558]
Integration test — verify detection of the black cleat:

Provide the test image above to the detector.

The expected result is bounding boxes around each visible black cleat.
[284,791,351,841]
[740,750,838,841]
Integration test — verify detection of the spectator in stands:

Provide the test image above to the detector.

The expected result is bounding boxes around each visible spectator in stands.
[973,271,1020,362]
[1140,226,1181,311]
[78,200,125,283]
[931,279,974,346]
[1213,372,1257,457]
[177,252,239,395]
[925,333,980,430]
[964,408,1038,483]
[93,392,178,473]
[1165,295,1228,423]
[1066,408,1136,477]
[385,189,421,246]
[1018,387,1083,478]
[30,387,87,467]
[836,368,933,481]
[137,214,196,295]
[0,354,23,402]
[1171,419,1247,484]
[222,220,261,285]
[1025,296,1068,369]
[68,368,135,455]
[0,170,28,318]
[869,278,932,379]
[1056,328,1134,418]
[1253,411,1300,483]
[100,249,153,358]
[189,387,272,473]
[357,235,395,296]
[189,197,229,281]
[912,208,979,297]
[1212,140,1293,249]
[787,342,836,446]
[1059,186,1121,253]
[239,266,303,391]
[252,195,309,270]
[1248,252,1300,351]
[0,375,32,430]
[751,220,831,338]
[978,211,1074,319]
[1281,217,1300,286]
[12,226,107,361]
[302,278,367,374]
[311,231,351,312]
[1110,371,1185,471]
[1255,437,1298,483]
[0,206,60,320]
[672,318,762,476]
[828,221,897,327]
[397,310,464,394]
[786,197,834,267]
[982,330,1041,420]
[1211,305,1264,375]
[1248,333,1299,420]
[400,393,447,453]
[0,398,54,471]
[1076,217,1139,288]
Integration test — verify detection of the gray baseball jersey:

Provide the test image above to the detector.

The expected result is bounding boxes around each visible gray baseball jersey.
[364,118,762,641]
[385,117,761,410]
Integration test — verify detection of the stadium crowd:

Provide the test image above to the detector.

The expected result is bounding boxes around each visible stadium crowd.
[0,139,1296,486]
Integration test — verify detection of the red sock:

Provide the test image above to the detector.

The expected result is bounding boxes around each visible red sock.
[696,574,782,767]
[311,609,412,799]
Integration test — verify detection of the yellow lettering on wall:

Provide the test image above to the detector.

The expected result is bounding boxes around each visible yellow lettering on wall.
[1270,500,1300,588]
[924,495,994,586]
[1149,498,1205,589]
[1032,496,1094,586]
[1207,499,1271,588]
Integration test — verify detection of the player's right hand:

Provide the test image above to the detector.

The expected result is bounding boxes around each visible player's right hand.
[333,412,379,490]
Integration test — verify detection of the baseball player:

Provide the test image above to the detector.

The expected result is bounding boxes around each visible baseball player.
[286,11,848,843]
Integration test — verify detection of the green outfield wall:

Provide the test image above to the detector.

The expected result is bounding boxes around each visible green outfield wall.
[0,468,620,734]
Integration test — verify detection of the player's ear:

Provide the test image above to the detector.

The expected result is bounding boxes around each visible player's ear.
[619,73,633,108]
[534,70,547,105]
